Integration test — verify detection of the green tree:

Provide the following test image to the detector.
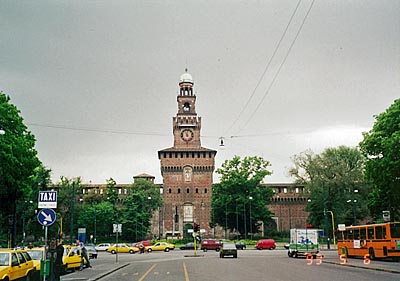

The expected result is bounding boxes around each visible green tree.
[213,155,273,238]
[77,201,115,243]
[360,99,400,221]
[121,178,163,241]
[289,146,368,235]
[0,92,41,247]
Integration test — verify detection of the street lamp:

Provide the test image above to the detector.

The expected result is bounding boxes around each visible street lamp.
[347,189,358,225]
[249,196,253,240]
[22,200,33,247]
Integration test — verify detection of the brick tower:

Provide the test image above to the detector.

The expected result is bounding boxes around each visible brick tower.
[158,70,216,238]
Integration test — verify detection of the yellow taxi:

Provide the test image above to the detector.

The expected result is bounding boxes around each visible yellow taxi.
[0,248,36,281]
[106,243,139,254]
[27,247,46,273]
[62,245,87,272]
[146,242,175,252]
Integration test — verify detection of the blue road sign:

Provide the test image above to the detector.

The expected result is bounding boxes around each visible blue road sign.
[37,208,57,226]
[38,191,57,208]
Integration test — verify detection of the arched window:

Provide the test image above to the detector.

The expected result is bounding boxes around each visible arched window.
[204,188,208,194]
[178,188,181,194]
[195,188,199,193]
[168,188,172,194]
[187,188,190,193]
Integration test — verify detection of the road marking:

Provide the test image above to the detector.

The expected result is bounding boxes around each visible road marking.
[183,262,190,281]
[138,263,157,281]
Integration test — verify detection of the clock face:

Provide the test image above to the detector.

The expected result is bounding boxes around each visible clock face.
[181,129,194,142]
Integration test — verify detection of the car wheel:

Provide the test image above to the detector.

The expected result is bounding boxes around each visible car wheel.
[129,250,134,254]
[243,246,246,250]
[203,248,207,252]
[26,271,33,281]
[147,248,152,253]
[165,248,170,252]
[216,248,220,252]
[111,250,116,254]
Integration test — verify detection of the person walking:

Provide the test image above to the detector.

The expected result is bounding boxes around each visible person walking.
[76,240,91,270]
[54,240,64,281]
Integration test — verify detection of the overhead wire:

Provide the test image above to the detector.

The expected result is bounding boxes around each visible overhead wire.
[236,0,316,134]
[224,0,303,136]
[27,122,169,137]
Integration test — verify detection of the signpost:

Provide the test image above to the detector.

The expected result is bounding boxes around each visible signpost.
[113,224,122,263]
[37,191,58,281]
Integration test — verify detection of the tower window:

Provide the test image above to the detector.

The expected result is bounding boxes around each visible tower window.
[183,102,190,112]
[187,188,190,193]
[196,188,199,194]
[204,188,208,194]
[178,188,181,194]
[168,188,172,194]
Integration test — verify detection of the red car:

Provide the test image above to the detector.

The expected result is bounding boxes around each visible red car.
[255,239,276,250]
[201,239,223,252]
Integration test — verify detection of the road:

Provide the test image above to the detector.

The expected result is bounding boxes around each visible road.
[61,249,399,281]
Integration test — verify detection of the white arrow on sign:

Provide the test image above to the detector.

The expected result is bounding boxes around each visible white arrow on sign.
[40,210,53,224]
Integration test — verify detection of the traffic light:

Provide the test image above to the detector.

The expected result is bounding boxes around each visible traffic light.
[193,223,200,232]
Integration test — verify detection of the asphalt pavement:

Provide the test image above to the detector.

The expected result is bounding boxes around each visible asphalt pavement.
[60,249,400,281]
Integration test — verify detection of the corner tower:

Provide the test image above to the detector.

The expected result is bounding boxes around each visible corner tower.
[158,70,216,238]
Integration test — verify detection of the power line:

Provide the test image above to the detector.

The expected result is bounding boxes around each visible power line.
[237,0,316,134]
[225,0,303,136]
[27,122,169,137]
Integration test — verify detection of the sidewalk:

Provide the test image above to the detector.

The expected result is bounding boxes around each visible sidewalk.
[320,250,400,274]
[60,260,130,281]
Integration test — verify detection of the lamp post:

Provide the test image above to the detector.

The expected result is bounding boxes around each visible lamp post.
[327,211,336,246]
[347,189,358,225]
[22,200,33,247]
[249,196,253,240]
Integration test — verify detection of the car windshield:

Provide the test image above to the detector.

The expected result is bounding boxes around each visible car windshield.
[223,243,236,249]
[0,253,10,266]
[27,250,43,260]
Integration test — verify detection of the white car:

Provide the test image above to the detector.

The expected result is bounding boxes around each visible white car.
[95,243,111,251]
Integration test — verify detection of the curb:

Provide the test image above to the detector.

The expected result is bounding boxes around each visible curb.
[89,263,131,281]
[323,260,400,274]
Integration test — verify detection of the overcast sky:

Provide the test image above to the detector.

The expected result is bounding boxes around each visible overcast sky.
[1,0,399,185]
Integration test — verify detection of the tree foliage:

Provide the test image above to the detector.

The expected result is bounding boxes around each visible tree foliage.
[0,92,42,246]
[289,146,368,234]
[121,178,163,241]
[212,155,273,238]
[359,99,400,221]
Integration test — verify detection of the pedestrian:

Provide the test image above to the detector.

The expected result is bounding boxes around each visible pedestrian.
[76,240,91,270]
[139,243,145,254]
[54,240,64,281]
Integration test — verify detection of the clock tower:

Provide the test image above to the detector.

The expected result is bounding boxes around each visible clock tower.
[158,70,216,238]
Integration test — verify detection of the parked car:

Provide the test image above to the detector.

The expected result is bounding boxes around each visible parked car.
[220,243,238,258]
[201,239,223,252]
[147,242,175,252]
[85,244,98,259]
[0,248,36,281]
[255,239,276,250]
[63,245,87,272]
[27,246,46,277]
[179,242,199,250]
[106,244,139,254]
[235,241,246,250]
[95,243,111,251]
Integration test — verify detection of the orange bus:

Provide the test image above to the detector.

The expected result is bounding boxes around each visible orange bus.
[337,222,400,260]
